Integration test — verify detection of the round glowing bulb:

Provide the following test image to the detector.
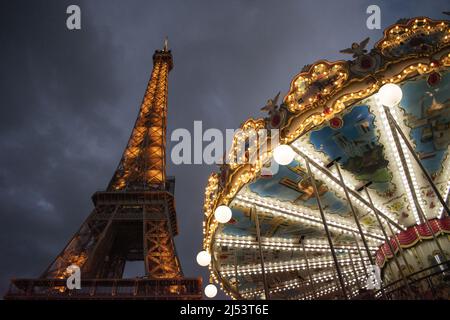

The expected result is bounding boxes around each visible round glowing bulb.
[204,284,217,298]
[273,144,295,165]
[196,250,211,267]
[214,205,232,224]
[378,83,403,107]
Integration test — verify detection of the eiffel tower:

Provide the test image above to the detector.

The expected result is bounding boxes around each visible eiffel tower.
[5,41,202,300]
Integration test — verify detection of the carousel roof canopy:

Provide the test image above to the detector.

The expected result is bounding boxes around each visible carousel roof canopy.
[202,17,450,300]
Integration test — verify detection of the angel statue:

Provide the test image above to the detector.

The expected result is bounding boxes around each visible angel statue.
[340,37,370,58]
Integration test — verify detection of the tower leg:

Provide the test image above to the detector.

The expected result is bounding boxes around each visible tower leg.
[144,219,182,279]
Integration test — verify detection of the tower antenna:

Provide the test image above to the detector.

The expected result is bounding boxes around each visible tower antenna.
[164,36,169,51]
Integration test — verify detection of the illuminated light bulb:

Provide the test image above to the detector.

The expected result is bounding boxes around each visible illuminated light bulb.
[214,205,232,223]
[204,284,218,298]
[378,83,403,107]
[273,144,296,165]
[196,250,211,267]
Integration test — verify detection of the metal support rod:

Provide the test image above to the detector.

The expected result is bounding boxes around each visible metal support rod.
[300,236,317,299]
[292,145,402,230]
[387,112,427,224]
[304,158,348,299]
[426,277,437,296]
[352,232,369,279]
[362,185,414,299]
[382,246,409,300]
[384,106,449,217]
[385,217,414,274]
[299,279,308,300]
[234,252,239,297]
[347,250,361,290]
[386,260,395,284]
[332,268,345,299]
[253,207,270,300]
[384,107,447,259]
[333,163,375,266]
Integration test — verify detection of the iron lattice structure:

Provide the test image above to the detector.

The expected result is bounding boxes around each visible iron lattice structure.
[5,45,202,300]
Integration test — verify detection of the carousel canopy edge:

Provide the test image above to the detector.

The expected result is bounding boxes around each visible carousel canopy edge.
[202,16,450,249]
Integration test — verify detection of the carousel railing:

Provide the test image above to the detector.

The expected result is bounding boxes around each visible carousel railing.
[373,260,450,300]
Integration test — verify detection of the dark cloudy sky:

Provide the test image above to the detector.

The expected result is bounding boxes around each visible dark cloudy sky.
[0,0,448,299]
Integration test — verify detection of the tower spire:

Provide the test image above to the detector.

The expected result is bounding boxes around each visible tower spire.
[108,42,173,191]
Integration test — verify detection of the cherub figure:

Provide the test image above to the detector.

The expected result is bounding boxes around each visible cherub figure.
[340,37,370,58]
[260,92,281,115]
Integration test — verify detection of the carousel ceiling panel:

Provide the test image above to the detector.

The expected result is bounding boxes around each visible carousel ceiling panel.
[247,160,351,217]
[398,70,450,217]
[294,101,414,226]
[218,205,324,240]
[401,70,450,174]
[308,105,392,194]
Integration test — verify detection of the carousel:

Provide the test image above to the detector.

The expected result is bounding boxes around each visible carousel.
[199,17,450,300]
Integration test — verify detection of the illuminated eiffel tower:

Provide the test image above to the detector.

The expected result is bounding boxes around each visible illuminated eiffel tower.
[5,40,202,300]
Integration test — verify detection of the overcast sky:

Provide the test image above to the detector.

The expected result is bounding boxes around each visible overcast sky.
[0,0,448,299]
